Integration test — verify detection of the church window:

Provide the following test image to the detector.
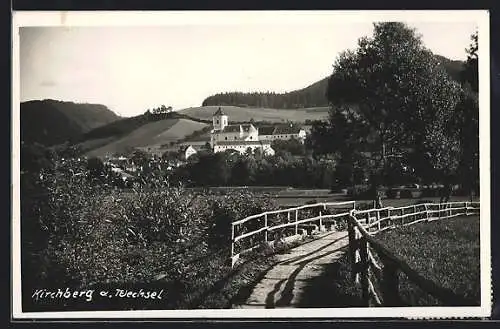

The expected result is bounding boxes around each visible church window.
[217,120,219,124]
[225,137,227,140]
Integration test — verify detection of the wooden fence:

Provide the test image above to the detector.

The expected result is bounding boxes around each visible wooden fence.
[230,201,356,267]
[346,201,480,306]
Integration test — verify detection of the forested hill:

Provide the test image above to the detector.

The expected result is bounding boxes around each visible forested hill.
[201,54,464,109]
[21,99,121,146]
[202,78,329,109]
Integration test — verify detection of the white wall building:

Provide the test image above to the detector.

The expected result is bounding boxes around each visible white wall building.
[258,124,307,143]
[180,145,198,160]
[209,107,306,156]
[210,107,273,156]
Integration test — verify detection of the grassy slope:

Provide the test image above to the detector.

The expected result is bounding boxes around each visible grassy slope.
[178,105,330,123]
[86,118,208,157]
[376,215,480,304]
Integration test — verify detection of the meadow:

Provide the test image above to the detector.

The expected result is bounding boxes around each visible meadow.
[376,215,481,305]
[178,105,330,123]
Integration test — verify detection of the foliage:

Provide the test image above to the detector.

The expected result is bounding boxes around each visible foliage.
[202,79,330,109]
[460,30,478,93]
[173,152,338,189]
[308,22,466,191]
[20,142,56,173]
[21,156,277,311]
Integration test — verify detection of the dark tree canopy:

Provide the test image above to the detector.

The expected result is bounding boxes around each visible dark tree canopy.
[322,22,463,185]
[460,30,478,93]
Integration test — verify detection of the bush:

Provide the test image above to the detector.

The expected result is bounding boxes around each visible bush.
[21,161,278,310]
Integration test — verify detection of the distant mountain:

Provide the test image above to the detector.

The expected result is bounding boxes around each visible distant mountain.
[201,54,465,109]
[20,99,121,146]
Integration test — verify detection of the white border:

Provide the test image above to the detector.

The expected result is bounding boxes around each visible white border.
[11,10,491,320]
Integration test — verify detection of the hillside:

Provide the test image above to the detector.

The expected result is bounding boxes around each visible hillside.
[201,54,464,109]
[20,99,120,146]
[85,118,209,157]
[179,106,330,123]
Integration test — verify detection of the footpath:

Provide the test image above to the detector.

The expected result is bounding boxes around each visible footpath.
[234,230,351,308]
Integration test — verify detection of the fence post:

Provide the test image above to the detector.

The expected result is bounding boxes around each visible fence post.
[465,202,469,216]
[380,253,400,306]
[264,213,268,242]
[319,206,323,232]
[359,236,370,306]
[377,210,381,232]
[413,205,417,222]
[425,204,429,220]
[347,218,357,282]
[295,209,299,235]
[287,211,291,223]
[230,223,235,267]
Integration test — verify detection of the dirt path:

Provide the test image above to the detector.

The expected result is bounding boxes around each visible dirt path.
[234,230,351,308]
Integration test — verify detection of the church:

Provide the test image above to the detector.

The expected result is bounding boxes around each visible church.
[210,107,307,156]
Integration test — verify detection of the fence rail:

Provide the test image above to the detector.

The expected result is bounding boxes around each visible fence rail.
[347,201,480,306]
[230,201,356,267]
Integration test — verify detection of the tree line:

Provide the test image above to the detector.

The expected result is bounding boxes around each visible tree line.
[201,83,329,109]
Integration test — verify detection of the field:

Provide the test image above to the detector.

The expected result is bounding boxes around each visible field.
[376,215,481,305]
[85,118,208,157]
[178,105,330,123]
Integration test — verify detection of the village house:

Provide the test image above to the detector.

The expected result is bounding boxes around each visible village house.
[179,145,198,160]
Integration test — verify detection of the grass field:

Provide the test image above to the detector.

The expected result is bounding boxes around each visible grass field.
[376,215,481,305]
[85,118,208,157]
[178,105,330,123]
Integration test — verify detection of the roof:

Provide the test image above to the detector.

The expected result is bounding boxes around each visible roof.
[179,145,197,152]
[240,124,257,133]
[259,124,304,135]
[220,124,257,133]
[221,125,241,133]
[216,140,272,146]
[258,126,275,135]
[274,124,304,134]
[213,107,226,116]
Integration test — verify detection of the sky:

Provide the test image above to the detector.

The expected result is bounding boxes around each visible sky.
[17,12,480,117]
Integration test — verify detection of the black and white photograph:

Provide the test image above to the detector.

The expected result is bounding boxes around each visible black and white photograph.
[12,10,491,319]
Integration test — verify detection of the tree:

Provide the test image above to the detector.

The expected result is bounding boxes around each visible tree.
[454,31,479,197]
[21,142,55,173]
[272,138,305,156]
[325,22,463,191]
[460,30,478,93]
[87,157,105,179]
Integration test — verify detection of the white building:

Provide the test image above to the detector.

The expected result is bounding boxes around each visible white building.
[210,108,275,156]
[209,107,309,156]
[179,145,198,160]
[258,124,307,143]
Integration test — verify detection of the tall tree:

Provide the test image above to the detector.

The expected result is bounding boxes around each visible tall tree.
[326,22,463,189]
[455,30,479,197]
[460,30,478,93]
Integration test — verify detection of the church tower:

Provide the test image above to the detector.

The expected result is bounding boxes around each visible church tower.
[212,107,228,131]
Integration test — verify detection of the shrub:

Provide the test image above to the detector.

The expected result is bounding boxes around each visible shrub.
[21,161,278,310]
